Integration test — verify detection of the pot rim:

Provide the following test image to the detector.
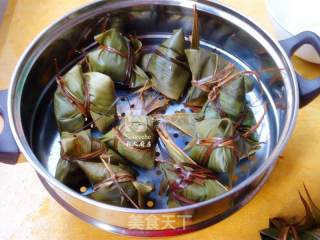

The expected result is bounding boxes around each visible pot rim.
[8,0,299,214]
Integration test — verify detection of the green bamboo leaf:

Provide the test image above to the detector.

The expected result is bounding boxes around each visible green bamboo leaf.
[101,115,157,169]
[146,29,191,100]
[300,191,316,228]
[54,65,117,133]
[88,28,149,88]
[185,49,230,107]
[300,228,320,240]
[157,112,203,137]
[157,123,196,165]
[160,162,227,207]
[304,184,320,224]
[187,118,236,174]
[55,130,98,186]
[117,89,170,116]
[190,5,199,50]
[132,181,154,209]
[78,161,152,208]
[260,227,282,240]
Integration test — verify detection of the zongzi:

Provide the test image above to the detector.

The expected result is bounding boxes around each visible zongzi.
[143,29,190,100]
[77,158,153,208]
[88,28,149,88]
[160,161,227,207]
[101,115,157,169]
[54,64,117,133]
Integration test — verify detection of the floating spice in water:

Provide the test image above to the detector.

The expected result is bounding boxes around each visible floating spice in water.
[54,64,117,133]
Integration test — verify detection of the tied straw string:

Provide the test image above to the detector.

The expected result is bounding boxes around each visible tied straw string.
[70,96,120,134]
[134,80,170,116]
[70,93,135,134]
[193,65,284,103]
[98,37,135,87]
[109,96,156,152]
[98,156,140,209]
[70,89,154,135]
[61,139,106,162]
[55,58,91,119]
[157,159,219,205]
[190,4,199,50]
[154,46,189,71]
[195,103,268,167]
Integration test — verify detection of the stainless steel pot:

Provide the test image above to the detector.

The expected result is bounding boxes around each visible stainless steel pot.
[1,0,320,237]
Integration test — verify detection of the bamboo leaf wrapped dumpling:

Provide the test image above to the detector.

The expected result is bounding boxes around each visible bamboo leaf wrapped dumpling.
[160,161,227,207]
[87,28,149,88]
[156,112,203,137]
[55,130,92,188]
[185,49,230,107]
[201,100,260,159]
[217,75,252,121]
[200,71,255,121]
[184,6,231,107]
[186,118,237,176]
[200,74,260,157]
[144,29,191,100]
[54,64,117,133]
[55,130,127,187]
[101,115,157,169]
[77,160,153,208]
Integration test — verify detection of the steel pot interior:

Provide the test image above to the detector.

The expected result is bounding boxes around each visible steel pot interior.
[9,0,298,216]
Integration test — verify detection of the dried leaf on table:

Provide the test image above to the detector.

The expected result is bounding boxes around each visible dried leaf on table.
[260,186,320,240]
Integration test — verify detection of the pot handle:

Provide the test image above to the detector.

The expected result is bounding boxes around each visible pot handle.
[0,90,19,164]
[279,31,320,107]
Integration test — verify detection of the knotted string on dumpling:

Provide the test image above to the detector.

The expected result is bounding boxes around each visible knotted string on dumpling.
[95,156,140,209]
[55,59,91,120]
[98,37,135,87]
[158,159,226,206]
